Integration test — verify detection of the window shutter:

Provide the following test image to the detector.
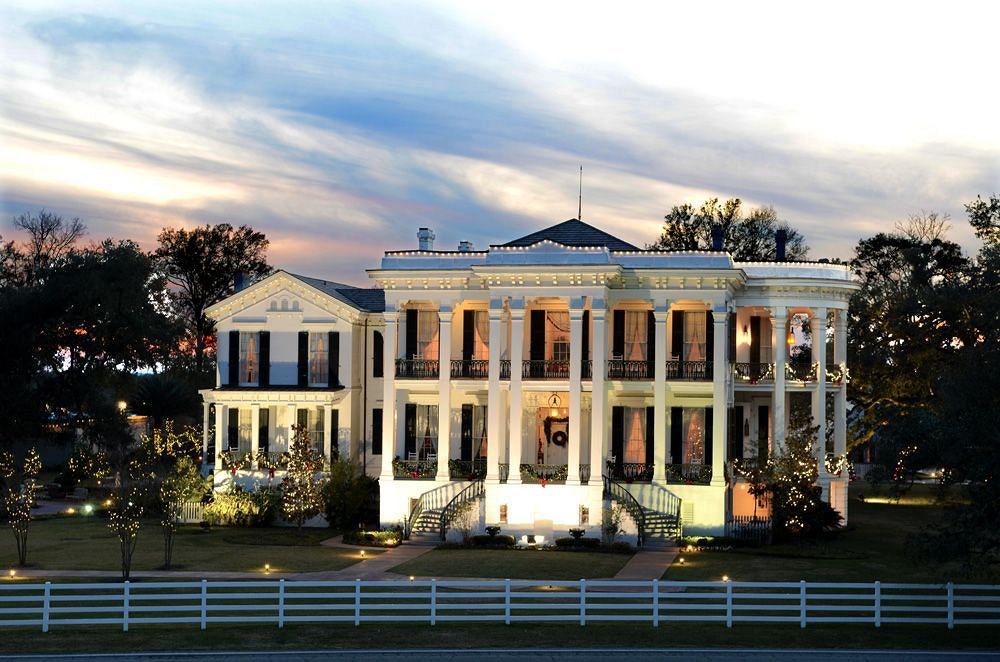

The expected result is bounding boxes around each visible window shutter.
[460,404,473,461]
[611,406,624,468]
[227,409,239,450]
[328,331,340,386]
[728,312,737,363]
[297,332,308,386]
[258,408,269,454]
[729,405,744,461]
[462,310,475,362]
[227,330,239,385]
[670,407,682,464]
[405,309,418,358]
[296,408,308,429]
[645,406,655,466]
[529,310,546,361]
[705,313,715,362]
[704,407,713,466]
[757,405,769,458]
[373,331,384,378]
[404,403,417,458]
[258,331,270,387]
[646,310,656,368]
[612,310,625,357]
[671,311,684,359]
[371,408,383,455]
[330,409,339,459]
[750,316,761,364]
[581,310,590,366]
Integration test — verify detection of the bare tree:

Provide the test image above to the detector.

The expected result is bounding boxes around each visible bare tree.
[895,212,951,243]
[11,210,85,283]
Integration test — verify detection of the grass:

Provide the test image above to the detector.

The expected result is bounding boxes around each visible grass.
[391,548,632,580]
[665,483,998,583]
[0,516,378,575]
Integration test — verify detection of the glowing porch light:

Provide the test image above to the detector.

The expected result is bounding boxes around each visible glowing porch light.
[678,557,685,565]
[722,575,730,582]
[117,400,127,412]
[264,563,271,574]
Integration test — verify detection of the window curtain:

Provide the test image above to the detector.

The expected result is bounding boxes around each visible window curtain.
[310,408,324,454]
[416,404,438,459]
[760,317,773,363]
[240,332,259,384]
[546,311,570,362]
[238,408,252,448]
[624,407,646,463]
[309,334,329,385]
[683,312,707,362]
[624,311,647,361]
[473,405,488,458]
[682,408,706,464]
[473,311,490,360]
[417,311,440,360]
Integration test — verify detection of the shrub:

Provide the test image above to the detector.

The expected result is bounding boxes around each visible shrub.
[323,456,377,530]
[204,485,279,527]
[610,541,634,554]
[342,528,402,548]
[555,536,601,549]
[568,528,586,540]
[485,525,501,537]
[471,534,516,548]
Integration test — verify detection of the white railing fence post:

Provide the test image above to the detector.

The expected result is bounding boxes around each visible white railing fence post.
[652,579,659,628]
[431,579,437,626]
[947,582,954,629]
[354,579,361,626]
[278,579,286,628]
[42,582,51,633]
[726,580,733,628]
[504,578,511,625]
[122,581,130,632]
[200,579,207,630]
[874,581,881,628]
[579,579,586,626]
[799,580,806,628]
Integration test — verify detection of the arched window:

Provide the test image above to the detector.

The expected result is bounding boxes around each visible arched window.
[372,330,384,378]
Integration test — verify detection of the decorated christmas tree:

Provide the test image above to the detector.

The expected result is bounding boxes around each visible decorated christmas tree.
[281,424,326,531]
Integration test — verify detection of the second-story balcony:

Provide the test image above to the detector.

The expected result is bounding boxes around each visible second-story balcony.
[450,359,489,379]
[396,358,439,379]
[665,360,713,381]
[607,359,653,380]
[522,359,571,379]
[733,362,776,383]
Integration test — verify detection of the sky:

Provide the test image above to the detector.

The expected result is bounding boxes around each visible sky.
[2,1,998,286]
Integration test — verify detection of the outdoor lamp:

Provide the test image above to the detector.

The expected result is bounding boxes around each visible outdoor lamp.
[360,550,366,558]
[722,575,730,582]
[264,563,271,574]
[7,569,14,579]
[678,557,685,565]
[117,400,127,412]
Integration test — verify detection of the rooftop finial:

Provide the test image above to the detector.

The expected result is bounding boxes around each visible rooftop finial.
[577,165,583,220]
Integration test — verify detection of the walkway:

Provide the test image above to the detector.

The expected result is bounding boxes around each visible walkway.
[612,547,678,581]
[292,541,435,580]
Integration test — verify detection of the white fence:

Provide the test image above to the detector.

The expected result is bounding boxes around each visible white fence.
[177,502,204,524]
[0,580,998,631]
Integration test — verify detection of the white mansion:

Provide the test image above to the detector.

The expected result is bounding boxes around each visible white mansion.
[200,219,858,542]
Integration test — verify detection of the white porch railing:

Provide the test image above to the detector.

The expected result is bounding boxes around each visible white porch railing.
[0,580,997,631]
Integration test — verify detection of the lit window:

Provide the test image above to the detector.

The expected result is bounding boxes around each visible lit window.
[309,333,328,386]
[472,310,489,360]
[624,407,646,463]
[239,332,260,385]
[683,312,707,362]
[624,311,648,361]
[546,311,570,362]
[682,408,706,464]
[417,311,439,360]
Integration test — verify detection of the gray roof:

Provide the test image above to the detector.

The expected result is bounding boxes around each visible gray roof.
[502,219,639,252]
[290,273,385,313]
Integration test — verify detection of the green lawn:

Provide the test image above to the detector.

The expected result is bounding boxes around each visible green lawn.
[0,516,377,575]
[665,483,998,583]
[391,548,631,580]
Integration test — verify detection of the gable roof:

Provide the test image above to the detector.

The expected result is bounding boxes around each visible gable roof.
[288,273,385,313]
[502,218,639,252]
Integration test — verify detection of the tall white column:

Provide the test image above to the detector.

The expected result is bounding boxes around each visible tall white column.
[589,301,607,482]
[653,300,669,483]
[833,309,848,458]
[811,308,829,482]
[380,309,398,479]
[711,308,727,486]
[772,307,787,453]
[323,404,334,460]
[214,404,226,471]
[486,298,505,483]
[567,298,585,485]
[250,403,260,459]
[202,402,211,464]
[507,299,525,484]
[437,305,453,480]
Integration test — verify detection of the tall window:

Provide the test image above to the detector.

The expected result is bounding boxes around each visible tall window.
[309,333,328,386]
[472,310,489,360]
[546,311,570,362]
[624,407,646,463]
[624,311,648,361]
[683,312,707,362]
[760,318,773,363]
[472,405,488,458]
[415,404,438,459]
[417,311,439,360]
[239,332,260,385]
[682,408,706,464]
[372,331,384,377]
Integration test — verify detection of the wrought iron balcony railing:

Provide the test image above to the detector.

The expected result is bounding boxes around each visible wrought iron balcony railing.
[519,463,568,483]
[450,359,489,379]
[663,463,712,484]
[392,458,437,480]
[665,360,713,381]
[785,361,818,382]
[522,359,571,379]
[733,362,776,383]
[826,362,849,384]
[448,458,487,480]
[500,360,511,380]
[581,360,592,380]
[606,461,654,483]
[607,359,653,380]
[395,358,439,379]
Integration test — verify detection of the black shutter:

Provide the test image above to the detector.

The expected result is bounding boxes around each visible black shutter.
[730,405,744,461]
[612,310,625,357]
[460,404,473,461]
[670,407,683,464]
[404,403,417,458]
[462,310,475,362]
[373,331,384,378]
[645,406,655,466]
[705,313,715,362]
[646,310,656,370]
[581,310,590,365]
[611,406,624,468]
[258,408,269,454]
[330,409,339,459]
[227,408,239,450]
[297,331,308,386]
[259,331,270,387]
[750,316,761,364]
[328,331,340,386]
[297,408,308,429]
[671,311,684,358]
[529,310,546,361]
[371,408,383,455]
[405,309,418,358]
[227,330,239,385]
[704,407,714,466]
[757,405,769,458]
[728,312,737,363]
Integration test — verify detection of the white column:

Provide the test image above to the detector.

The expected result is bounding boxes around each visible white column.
[567,299,585,485]
[653,300,669,483]
[811,308,829,483]
[202,402,211,464]
[507,299,525,484]
[833,309,848,457]
[250,403,260,459]
[213,404,226,471]
[380,310,398,479]
[437,305,453,480]
[323,404,334,460]
[772,307,787,453]
[711,308,727,486]
[589,302,607,482]
[486,298,505,483]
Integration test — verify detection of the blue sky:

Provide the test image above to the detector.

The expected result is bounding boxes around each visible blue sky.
[2,1,998,285]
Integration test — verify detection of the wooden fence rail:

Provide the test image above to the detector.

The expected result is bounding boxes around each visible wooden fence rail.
[0,579,996,631]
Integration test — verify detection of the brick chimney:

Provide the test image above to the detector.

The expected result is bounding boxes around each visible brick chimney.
[417,227,435,251]
[710,224,723,251]
[775,229,787,261]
